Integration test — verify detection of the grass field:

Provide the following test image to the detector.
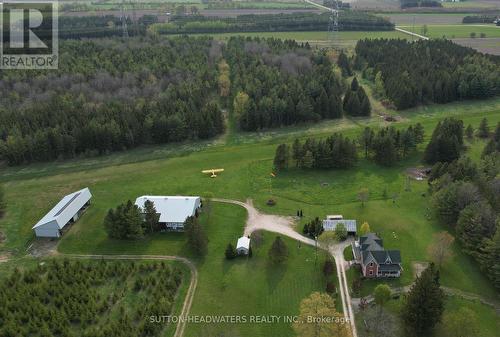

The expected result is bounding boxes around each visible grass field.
[356,294,500,337]
[61,202,333,337]
[400,24,500,39]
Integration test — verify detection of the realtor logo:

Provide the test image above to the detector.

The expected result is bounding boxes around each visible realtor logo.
[0,0,58,69]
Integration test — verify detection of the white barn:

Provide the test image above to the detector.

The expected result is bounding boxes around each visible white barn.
[134,196,201,230]
[236,236,250,255]
[33,188,92,238]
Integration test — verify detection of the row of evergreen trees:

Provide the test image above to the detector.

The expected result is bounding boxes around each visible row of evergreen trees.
[429,121,500,290]
[355,39,500,109]
[0,259,183,337]
[273,123,424,171]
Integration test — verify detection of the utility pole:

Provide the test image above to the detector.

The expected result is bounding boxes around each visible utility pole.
[328,0,340,48]
[121,0,129,39]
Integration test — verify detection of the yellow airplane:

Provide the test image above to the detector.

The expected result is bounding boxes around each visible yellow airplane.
[202,168,224,178]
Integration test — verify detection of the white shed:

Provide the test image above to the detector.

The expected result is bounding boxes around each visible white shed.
[33,188,92,238]
[236,236,250,255]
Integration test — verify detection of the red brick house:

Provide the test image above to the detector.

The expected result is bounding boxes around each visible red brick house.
[352,233,402,278]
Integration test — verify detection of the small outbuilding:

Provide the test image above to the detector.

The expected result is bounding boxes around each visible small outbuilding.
[236,236,251,255]
[33,188,92,238]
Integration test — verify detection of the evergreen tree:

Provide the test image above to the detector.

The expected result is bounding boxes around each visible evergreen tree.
[424,118,464,164]
[104,201,144,240]
[225,243,236,260]
[477,118,490,138]
[359,127,374,158]
[337,51,352,77]
[143,200,160,234]
[0,184,5,218]
[401,263,444,336]
[273,144,290,171]
[323,259,335,277]
[268,236,289,264]
[185,216,208,256]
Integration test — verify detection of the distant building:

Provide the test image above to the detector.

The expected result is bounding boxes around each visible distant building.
[352,233,402,278]
[33,188,92,238]
[134,196,201,230]
[323,218,357,235]
[236,236,251,255]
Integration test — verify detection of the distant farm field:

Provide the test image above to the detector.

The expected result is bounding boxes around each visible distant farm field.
[400,24,500,39]
[186,30,409,47]
[377,13,470,25]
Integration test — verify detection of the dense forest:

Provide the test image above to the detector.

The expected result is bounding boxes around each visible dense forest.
[0,259,184,336]
[273,123,424,170]
[355,39,500,109]
[0,37,224,165]
[151,11,394,35]
[225,37,345,131]
[429,121,500,290]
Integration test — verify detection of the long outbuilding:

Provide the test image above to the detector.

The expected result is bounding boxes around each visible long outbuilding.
[33,188,92,238]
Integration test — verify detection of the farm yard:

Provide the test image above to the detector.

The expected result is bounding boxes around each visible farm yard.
[1,5,500,336]
[1,92,500,336]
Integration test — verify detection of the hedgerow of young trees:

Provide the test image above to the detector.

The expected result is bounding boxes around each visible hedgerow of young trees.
[355,39,500,110]
[0,259,183,337]
[273,123,424,171]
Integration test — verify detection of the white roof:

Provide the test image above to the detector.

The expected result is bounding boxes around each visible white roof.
[327,214,343,220]
[323,219,357,232]
[237,236,250,250]
[135,196,200,223]
[33,188,92,229]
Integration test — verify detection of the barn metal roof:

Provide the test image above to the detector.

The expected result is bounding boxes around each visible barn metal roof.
[33,188,92,229]
[135,196,200,224]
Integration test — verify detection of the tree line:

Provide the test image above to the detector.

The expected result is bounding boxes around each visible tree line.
[0,259,183,337]
[151,11,394,35]
[429,120,500,290]
[355,39,500,109]
[0,37,224,165]
[273,123,424,171]
[104,200,208,256]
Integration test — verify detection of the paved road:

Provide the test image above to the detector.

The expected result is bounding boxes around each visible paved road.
[63,254,198,337]
[212,198,358,337]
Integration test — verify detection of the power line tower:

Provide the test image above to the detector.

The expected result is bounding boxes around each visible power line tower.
[327,0,340,48]
[121,0,129,39]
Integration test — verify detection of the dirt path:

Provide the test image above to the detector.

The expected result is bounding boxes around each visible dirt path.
[212,198,315,245]
[212,198,358,337]
[62,254,197,337]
